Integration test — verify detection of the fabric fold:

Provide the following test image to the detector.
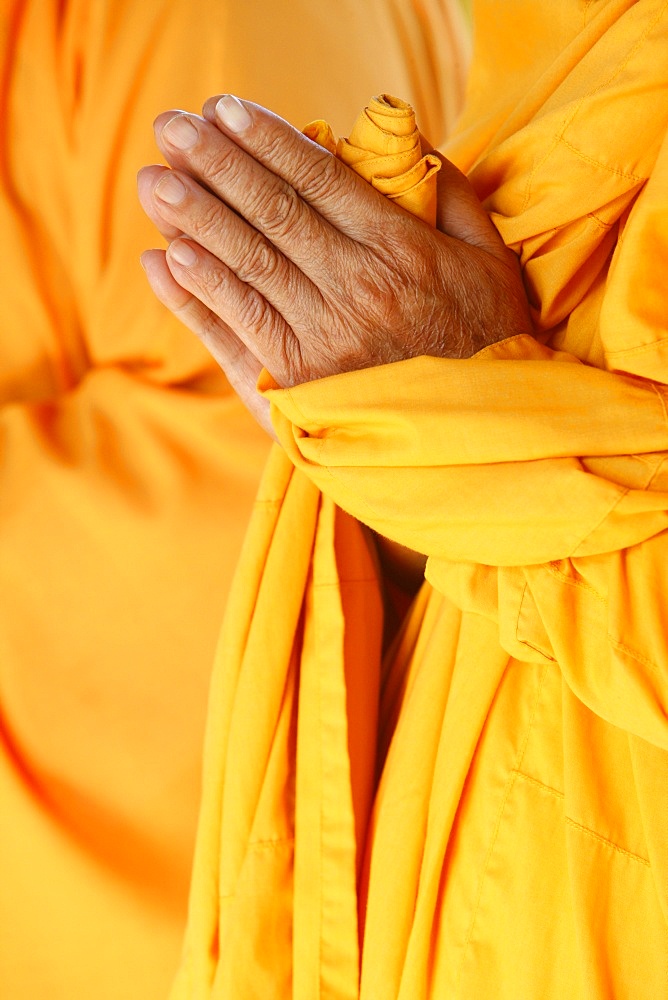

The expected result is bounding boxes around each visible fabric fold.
[305,94,441,225]
[171,449,384,999]
[261,343,668,566]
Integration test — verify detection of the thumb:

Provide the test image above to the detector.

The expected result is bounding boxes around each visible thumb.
[435,154,506,257]
[420,136,507,259]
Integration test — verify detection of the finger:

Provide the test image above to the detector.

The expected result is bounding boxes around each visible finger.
[430,152,509,259]
[139,249,275,439]
[170,98,390,239]
[201,95,386,234]
[141,161,318,329]
[161,236,302,388]
[137,165,184,241]
[418,134,509,256]
[153,109,359,276]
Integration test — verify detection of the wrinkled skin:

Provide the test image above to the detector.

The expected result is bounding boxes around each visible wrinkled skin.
[137,95,532,439]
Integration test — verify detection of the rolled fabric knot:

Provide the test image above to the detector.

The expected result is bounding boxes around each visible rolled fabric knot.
[304,94,441,226]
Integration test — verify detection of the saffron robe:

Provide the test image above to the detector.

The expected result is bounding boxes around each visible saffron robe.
[170,2,668,998]
[0,2,468,998]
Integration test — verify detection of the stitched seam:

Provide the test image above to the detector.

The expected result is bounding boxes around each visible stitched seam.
[583,0,597,29]
[514,771,651,865]
[520,145,559,215]
[558,135,647,184]
[547,565,660,672]
[557,135,644,182]
[546,561,606,602]
[570,486,631,557]
[513,769,564,799]
[516,663,550,772]
[455,664,550,990]
[515,581,556,661]
[545,565,660,671]
[562,1,668,146]
[515,581,530,647]
[565,817,651,865]
[521,2,666,213]
[646,456,668,491]
[472,333,531,359]
[588,210,614,229]
[454,771,519,991]
[519,638,556,660]
[606,334,668,358]
[607,633,660,672]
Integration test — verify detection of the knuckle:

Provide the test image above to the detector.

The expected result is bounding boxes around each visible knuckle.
[295,150,345,204]
[199,263,231,304]
[239,237,280,286]
[238,287,272,333]
[194,198,226,243]
[258,127,289,166]
[250,182,304,242]
[199,139,237,189]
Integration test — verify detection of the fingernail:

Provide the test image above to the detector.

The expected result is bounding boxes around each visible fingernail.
[162,114,199,149]
[155,172,186,205]
[169,240,198,266]
[215,95,252,133]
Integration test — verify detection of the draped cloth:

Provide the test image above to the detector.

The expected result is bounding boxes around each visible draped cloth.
[172,3,668,997]
[0,3,469,999]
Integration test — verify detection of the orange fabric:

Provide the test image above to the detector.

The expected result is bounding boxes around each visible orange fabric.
[172,2,668,998]
[0,2,469,998]
[306,94,442,225]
